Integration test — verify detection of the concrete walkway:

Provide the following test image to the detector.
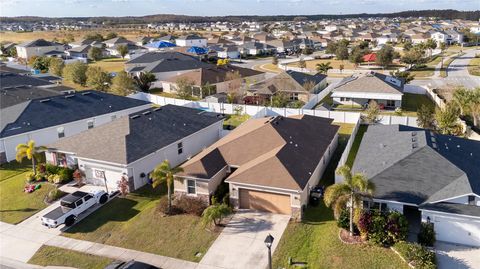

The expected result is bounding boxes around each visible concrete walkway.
[436,241,480,269]
[199,210,290,269]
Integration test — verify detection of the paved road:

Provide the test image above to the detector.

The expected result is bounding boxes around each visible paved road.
[200,210,290,269]
[436,241,480,269]
[412,49,480,89]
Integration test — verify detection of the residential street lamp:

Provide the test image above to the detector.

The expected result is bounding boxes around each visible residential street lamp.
[264,234,274,269]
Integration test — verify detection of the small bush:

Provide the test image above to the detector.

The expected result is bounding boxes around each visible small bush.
[57,167,74,184]
[337,208,350,229]
[175,195,208,216]
[35,173,45,181]
[212,182,229,205]
[357,210,373,237]
[47,174,56,183]
[394,241,436,269]
[45,163,60,175]
[418,222,436,247]
[361,210,408,246]
[36,163,46,174]
[45,188,66,203]
[25,172,35,182]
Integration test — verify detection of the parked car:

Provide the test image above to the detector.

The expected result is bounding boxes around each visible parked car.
[105,260,159,269]
[41,190,108,228]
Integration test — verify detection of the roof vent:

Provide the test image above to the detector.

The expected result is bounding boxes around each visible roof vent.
[81,92,91,95]
[39,98,50,103]
[64,94,75,98]
[411,131,417,137]
[412,143,418,149]
[142,111,151,115]
[154,107,162,111]
[432,142,437,149]
[457,145,460,148]
[412,137,417,142]
[130,115,140,119]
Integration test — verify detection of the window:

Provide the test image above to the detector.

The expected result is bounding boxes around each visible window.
[290,93,299,101]
[87,120,94,129]
[177,142,183,155]
[468,195,476,205]
[84,195,92,201]
[75,199,83,207]
[57,127,65,138]
[187,179,196,194]
[56,153,67,167]
[386,100,395,107]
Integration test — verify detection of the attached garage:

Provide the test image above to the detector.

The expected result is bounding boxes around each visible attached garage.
[239,189,292,215]
[431,214,480,247]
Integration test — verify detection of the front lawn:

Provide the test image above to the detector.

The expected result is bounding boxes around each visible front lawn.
[63,185,220,262]
[29,245,113,269]
[0,160,31,182]
[272,203,409,269]
[468,57,480,76]
[0,170,56,224]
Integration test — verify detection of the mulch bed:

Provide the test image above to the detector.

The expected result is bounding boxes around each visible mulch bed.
[339,229,365,244]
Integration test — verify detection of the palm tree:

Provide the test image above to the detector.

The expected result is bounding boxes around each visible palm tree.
[324,165,375,236]
[316,62,332,75]
[150,160,183,213]
[453,87,472,116]
[133,72,157,93]
[15,140,47,175]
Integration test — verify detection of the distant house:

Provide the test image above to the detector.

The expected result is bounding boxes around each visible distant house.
[175,35,207,47]
[266,39,295,53]
[125,51,213,86]
[15,39,65,59]
[69,39,104,49]
[209,45,240,59]
[0,43,16,55]
[103,37,131,48]
[177,115,339,218]
[66,45,91,59]
[46,105,225,191]
[0,90,151,163]
[161,65,264,97]
[331,72,404,109]
[248,70,327,104]
[239,42,275,56]
[410,33,430,44]
[350,125,480,247]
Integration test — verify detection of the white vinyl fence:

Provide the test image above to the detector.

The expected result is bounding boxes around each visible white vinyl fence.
[302,81,339,109]
[335,117,362,183]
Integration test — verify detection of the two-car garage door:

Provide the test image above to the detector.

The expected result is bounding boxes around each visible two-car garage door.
[239,189,291,215]
[433,215,480,247]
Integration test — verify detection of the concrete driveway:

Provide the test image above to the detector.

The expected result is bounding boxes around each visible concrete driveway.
[199,210,290,269]
[436,241,480,269]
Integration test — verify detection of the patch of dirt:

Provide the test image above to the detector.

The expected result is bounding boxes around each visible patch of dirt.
[339,229,365,244]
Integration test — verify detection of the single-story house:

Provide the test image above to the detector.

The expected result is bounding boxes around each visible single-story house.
[331,72,404,109]
[161,65,264,97]
[176,115,339,219]
[0,90,150,163]
[239,42,276,56]
[125,51,213,87]
[350,125,480,247]
[46,105,225,191]
[248,70,327,104]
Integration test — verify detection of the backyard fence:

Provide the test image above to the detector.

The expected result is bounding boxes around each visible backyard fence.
[302,81,339,109]
[334,117,362,183]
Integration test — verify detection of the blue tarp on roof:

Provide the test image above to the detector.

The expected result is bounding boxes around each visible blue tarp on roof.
[145,41,176,48]
[187,46,209,55]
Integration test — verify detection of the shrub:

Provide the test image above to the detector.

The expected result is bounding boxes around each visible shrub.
[36,163,46,174]
[201,203,232,227]
[47,174,56,183]
[45,188,66,203]
[25,172,35,182]
[362,210,408,246]
[394,241,436,269]
[175,195,208,216]
[386,211,408,243]
[418,222,436,247]
[369,213,389,245]
[52,174,62,184]
[394,107,403,116]
[337,208,350,229]
[34,173,45,181]
[45,164,60,175]
[212,182,229,205]
[57,167,74,184]
[357,210,373,237]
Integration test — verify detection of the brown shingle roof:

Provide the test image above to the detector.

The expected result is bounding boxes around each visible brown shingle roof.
[179,115,339,191]
[166,65,263,86]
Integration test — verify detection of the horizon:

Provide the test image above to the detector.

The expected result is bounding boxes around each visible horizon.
[1,0,479,18]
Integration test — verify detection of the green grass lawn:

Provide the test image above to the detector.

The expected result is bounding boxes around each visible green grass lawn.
[378,93,435,117]
[0,170,56,224]
[0,160,31,182]
[272,203,409,269]
[223,114,251,129]
[29,245,113,269]
[468,57,480,76]
[63,185,220,262]
[89,58,126,73]
[345,125,368,168]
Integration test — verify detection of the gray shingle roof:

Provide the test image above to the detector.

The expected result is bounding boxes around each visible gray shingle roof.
[0,72,54,89]
[420,203,480,218]
[333,72,404,94]
[1,86,62,109]
[286,70,327,86]
[0,90,150,138]
[126,51,197,65]
[352,125,480,210]
[48,105,224,164]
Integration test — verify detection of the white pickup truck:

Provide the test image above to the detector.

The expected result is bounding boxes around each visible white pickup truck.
[41,190,109,228]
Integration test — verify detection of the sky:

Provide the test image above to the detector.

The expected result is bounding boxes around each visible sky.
[1,0,479,17]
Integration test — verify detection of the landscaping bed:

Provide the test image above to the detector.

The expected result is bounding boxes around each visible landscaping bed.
[29,245,113,269]
[272,203,409,269]
[63,185,221,262]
